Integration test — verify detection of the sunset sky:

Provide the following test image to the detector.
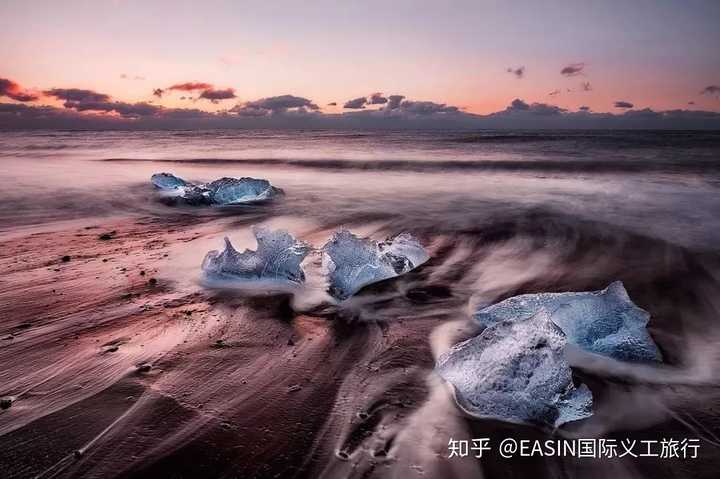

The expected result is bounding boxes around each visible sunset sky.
[1,0,719,128]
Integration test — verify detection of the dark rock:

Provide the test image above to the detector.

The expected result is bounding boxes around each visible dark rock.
[98,231,117,241]
[61,255,71,262]
[136,364,152,373]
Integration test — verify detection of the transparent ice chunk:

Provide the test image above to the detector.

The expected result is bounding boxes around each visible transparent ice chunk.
[150,174,282,205]
[202,228,310,284]
[206,177,283,205]
[474,281,661,362]
[151,172,190,190]
[436,311,593,428]
[322,231,429,300]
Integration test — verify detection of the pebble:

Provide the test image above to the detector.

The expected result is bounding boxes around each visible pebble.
[136,364,152,373]
[98,231,116,241]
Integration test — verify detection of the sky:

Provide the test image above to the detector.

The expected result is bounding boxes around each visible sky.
[1,0,719,128]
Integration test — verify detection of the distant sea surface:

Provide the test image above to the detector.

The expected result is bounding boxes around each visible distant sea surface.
[2,129,720,249]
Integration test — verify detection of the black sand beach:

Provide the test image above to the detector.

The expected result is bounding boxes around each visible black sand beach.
[2,130,720,478]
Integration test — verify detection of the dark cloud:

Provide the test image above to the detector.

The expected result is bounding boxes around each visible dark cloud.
[343,97,367,109]
[506,66,525,79]
[508,98,530,111]
[701,85,720,97]
[548,89,560,97]
[232,95,319,116]
[581,81,592,92]
[500,99,565,116]
[688,101,695,105]
[386,95,405,110]
[159,108,213,120]
[369,93,388,105]
[395,100,459,115]
[0,102,65,116]
[620,108,659,120]
[614,101,634,109]
[561,63,585,77]
[0,78,39,102]
[168,82,214,92]
[44,88,110,103]
[198,88,237,102]
[4,92,720,130]
[662,109,720,121]
[527,103,566,116]
[340,95,463,120]
[42,86,160,117]
[0,101,209,127]
[154,82,235,101]
[64,99,161,117]
[232,105,268,117]
[327,102,337,106]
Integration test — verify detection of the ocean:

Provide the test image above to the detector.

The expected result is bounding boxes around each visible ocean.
[1,129,719,478]
[2,129,720,248]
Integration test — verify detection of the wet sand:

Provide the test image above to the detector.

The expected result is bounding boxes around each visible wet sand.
[2,201,720,478]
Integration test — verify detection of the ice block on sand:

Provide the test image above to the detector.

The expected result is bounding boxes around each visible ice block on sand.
[151,172,190,190]
[322,231,429,300]
[473,281,661,362]
[150,173,282,205]
[202,228,310,284]
[436,311,593,428]
[205,177,283,205]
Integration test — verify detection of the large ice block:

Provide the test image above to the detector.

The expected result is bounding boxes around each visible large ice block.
[436,311,593,428]
[150,173,282,205]
[322,231,429,300]
[151,172,189,190]
[202,228,310,284]
[206,177,283,205]
[473,281,661,362]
